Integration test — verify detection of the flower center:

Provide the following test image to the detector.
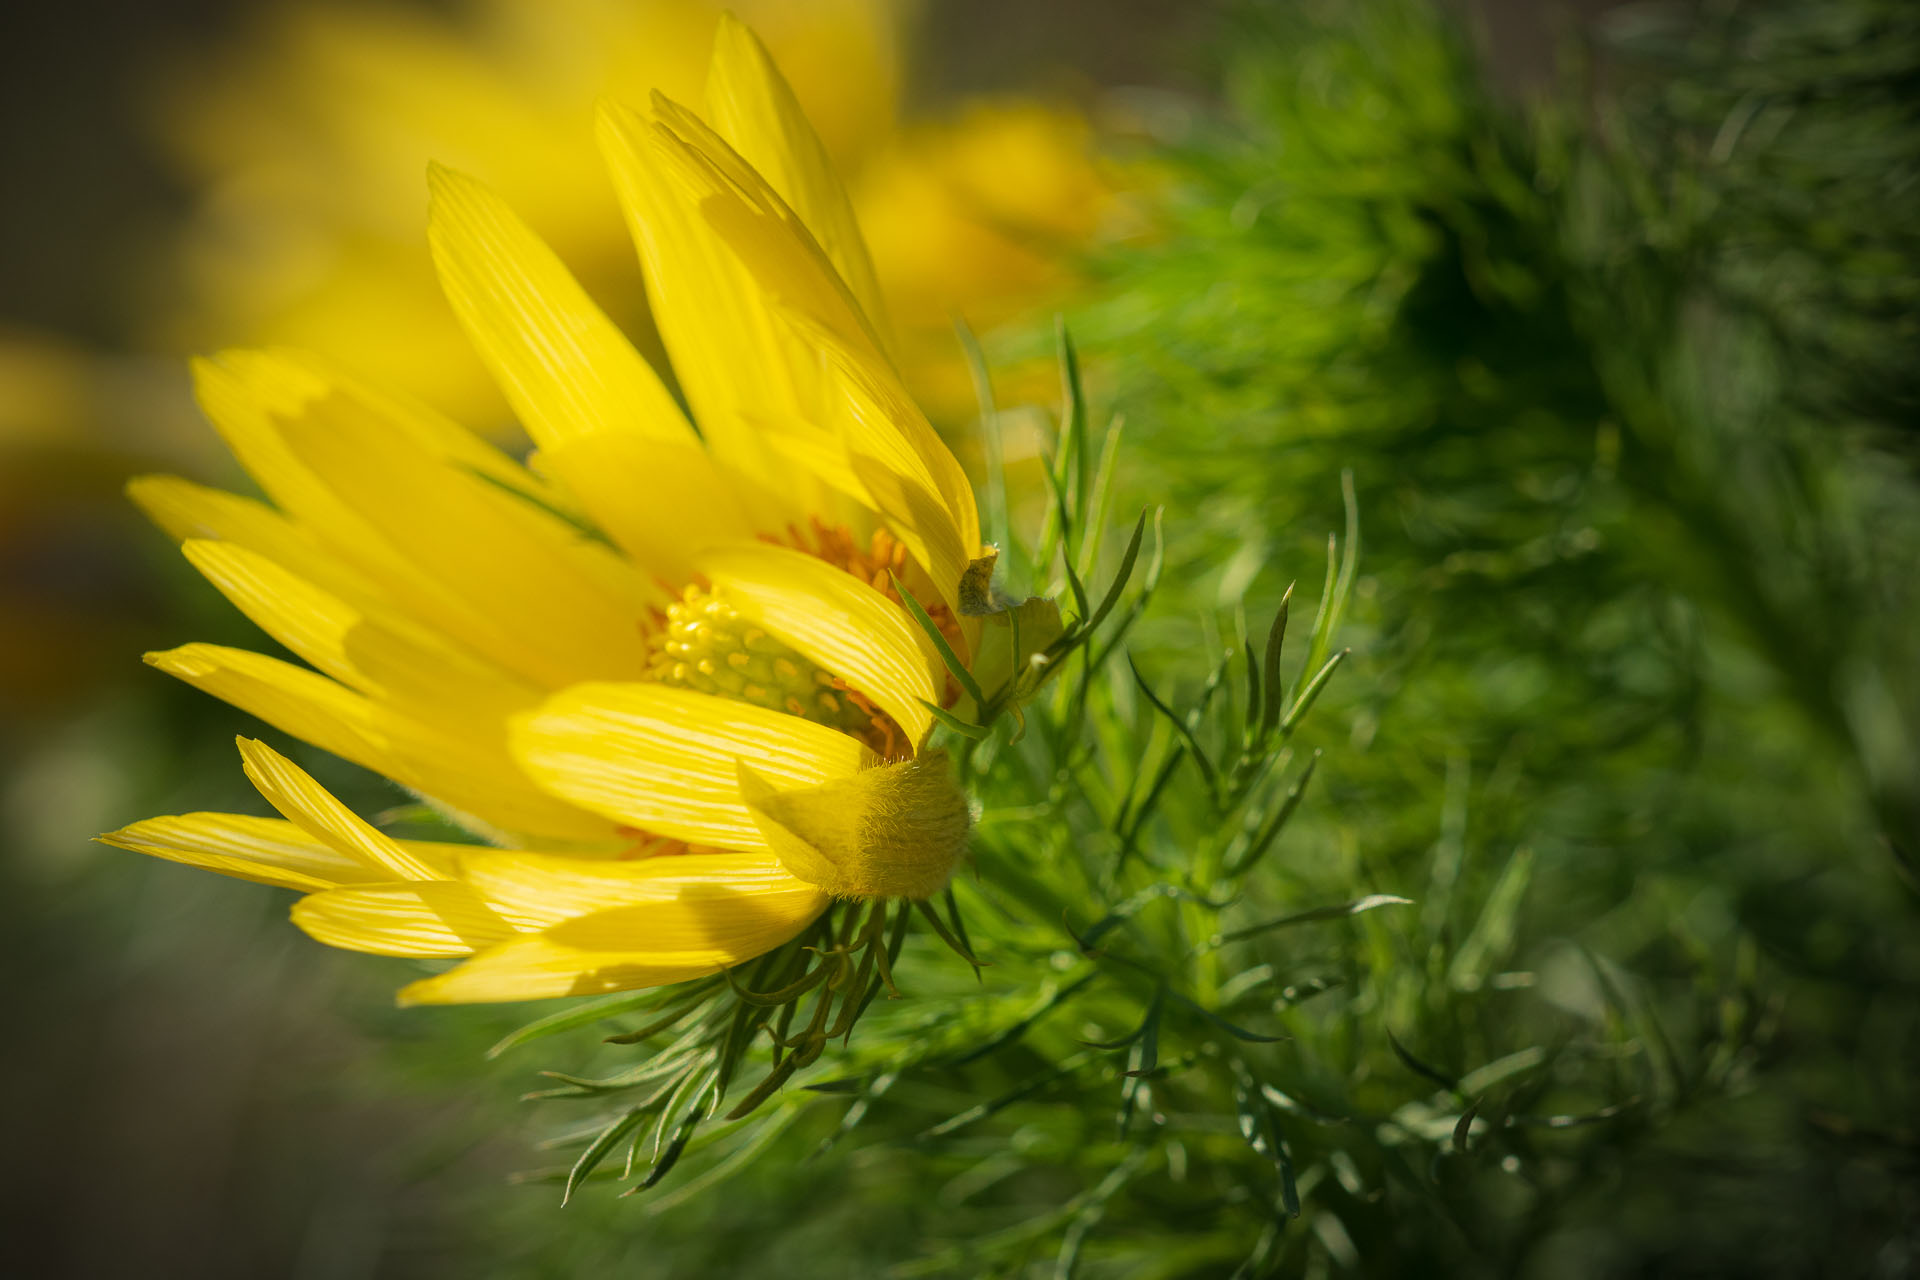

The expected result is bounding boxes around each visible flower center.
[642,521,962,764]
[645,582,887,743]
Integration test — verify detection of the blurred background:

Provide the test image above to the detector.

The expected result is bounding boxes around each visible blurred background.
[2,0,1915,1276]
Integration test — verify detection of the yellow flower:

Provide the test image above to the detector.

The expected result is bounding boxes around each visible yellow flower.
[104,18,988,1007]
[150,0,1113,431]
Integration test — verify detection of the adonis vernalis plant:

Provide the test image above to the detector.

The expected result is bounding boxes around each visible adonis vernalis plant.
[97,16,1129,1128]
[96,7,1343,1225]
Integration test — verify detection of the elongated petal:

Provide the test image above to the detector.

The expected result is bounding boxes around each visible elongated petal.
[180,359,442,616]
[427,163,692,450]
[181,539,537,725]
[395,882,828,1004]
[850,448,970,627]
[456,847,807,930]
[773,306,978,619]
[637,116,977,600]
[427,166,757,579]
[531,431,755,583]
[195,349,653,690]
[511,682,874,851]
[274,381,657,689]
[823,338,982,563]
[706,14,890,340]
[146,643,616,844]
[192,348,569,565]
[292,881,517,957]
[127,475,387,613]
[237,737,443,881]
[648,94,884,363]
[595,97,790,488]
[191,349,383,543]
[738,750,969,899]
[97,812,417,893]
[697,542,937,747]
[318,351,584,517]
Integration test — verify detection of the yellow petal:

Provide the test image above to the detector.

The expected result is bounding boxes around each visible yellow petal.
[456,847,808,930]
[511,682,874,852]
[272,380,658,689]
[146,643,615,844]
[395,881,828,1004]
[192,349,567,565]
[191,354,477,637]
[97,812,421,893]
[427,162,691,450]
[737,750,970,900]
[597,97,862,536]
[426,166,758,579]
[195,349,652,690]
[127,475,387,613]
[848,467,967,634]
[834,351,981,565]
[648,93,884,361]
[706,13,891,342]
[634,122,979,602]
[791,308,979,613]
[313,349,580,517]
[191,349,354,531]
[237,736,443,881]
[532,431,756,583]
[595,96,790,490]
[696,541,937,747]
[292,881,516,957]
[180,538,536,724]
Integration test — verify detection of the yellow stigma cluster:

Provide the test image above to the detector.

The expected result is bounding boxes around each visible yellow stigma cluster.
[647,584,875,737]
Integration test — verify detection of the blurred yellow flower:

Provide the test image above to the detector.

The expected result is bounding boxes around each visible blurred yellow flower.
[151,0,1115,431]
[856,102,1118,418]
[106,19,989,1006]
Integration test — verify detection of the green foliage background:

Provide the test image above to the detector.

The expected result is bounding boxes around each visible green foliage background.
[1056,1,1920,1271]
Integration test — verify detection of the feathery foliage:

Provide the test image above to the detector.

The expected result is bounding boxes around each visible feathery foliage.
[1066,0,1920,1272]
